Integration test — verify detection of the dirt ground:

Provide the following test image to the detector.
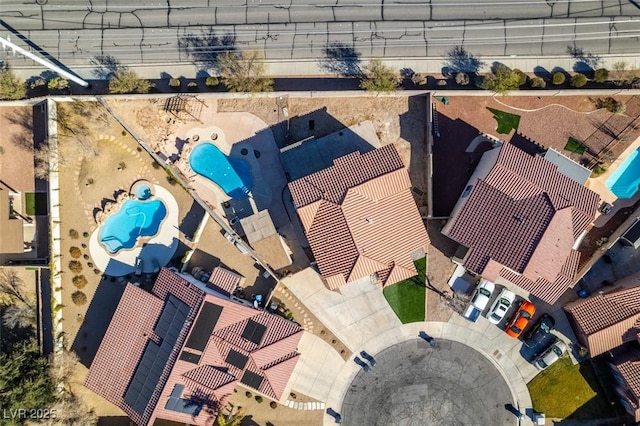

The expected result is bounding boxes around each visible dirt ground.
[228,389,323,426]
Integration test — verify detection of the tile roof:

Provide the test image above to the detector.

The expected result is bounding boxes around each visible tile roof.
[565,286,640,356]
[610,349,640,421]
[445,143,599,303]
[207,266,242,296]
[288,144,429,289]
[87,268,302,426]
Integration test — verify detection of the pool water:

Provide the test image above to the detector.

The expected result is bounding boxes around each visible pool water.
[606,148,640,198]
[99,199,167,254]
[189,142,253,199]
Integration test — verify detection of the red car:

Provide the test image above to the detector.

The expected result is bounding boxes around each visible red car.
[505,301,536,338]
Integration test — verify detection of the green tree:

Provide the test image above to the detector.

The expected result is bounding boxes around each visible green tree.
[481,63,521,95]
[0,338,57,425]
[0,66,27,100]
[217,50,273,92]
[551,72,566,85]
[359,59,399,93]
[108,69,151,94]
[593,68,609,83]
[513,69,527,86]
[216,407,245,426]
[570,73,588,88]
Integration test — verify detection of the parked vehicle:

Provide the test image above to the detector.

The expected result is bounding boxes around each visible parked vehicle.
[463,279,495,322]
[523,314,556,348]
[488,289,516,325]
[506,301,536,338]
[534,339,567,370]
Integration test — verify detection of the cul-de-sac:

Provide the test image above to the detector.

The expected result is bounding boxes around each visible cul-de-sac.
[1,2,640,425]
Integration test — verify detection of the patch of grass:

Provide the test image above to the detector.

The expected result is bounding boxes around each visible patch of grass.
[486,107,521,134]
[528,357,615,420]
[383,258,426,324]
[25,192,35,216]
[565,137,586,154]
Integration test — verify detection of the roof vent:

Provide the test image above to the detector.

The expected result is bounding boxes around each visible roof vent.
[366,217,374,224]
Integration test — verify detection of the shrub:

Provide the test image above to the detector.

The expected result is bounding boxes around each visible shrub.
[592,164,608,177]
[93,268,101,275]
[87,262,93,268]
[436,79,447,86]
[551,72,566,85]
[166,175,177,185]
[83,232,89,238]
[29,77,47,90]
[455,72,469,86]
[85,178,94,186]
[411,73,427,86]
[83,254,90,260]
[69,247,82,258]
[187,82,198,89]
[169,78,181,87]
[359,59,399,92]
[255,395,263,403]
[47,76,70,91]
[513,69,527,86]
[595,97,627,114]
[205,76,219,87]
[108,69,151,94]
[72,275,88,289]
[245,391,252,398]
[270,401,277,409]
[530,77,546,88]
[0,67,27,100]
[69,229,79,239]
[594,68,609,83]
[151,161,161,169]
[81,243,87,248]
[118,161,126,170]
[71,291,87,306]
[570,73,588,88]
[69,260,83,273]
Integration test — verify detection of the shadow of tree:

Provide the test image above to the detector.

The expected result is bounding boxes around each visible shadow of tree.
[318,42,362,77]
[442,46,485,75]
[567,46,601,77]
[178,29,236,72]
[90,54,124,79]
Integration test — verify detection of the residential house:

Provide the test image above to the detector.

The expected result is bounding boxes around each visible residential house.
[442,142,600,304]
[288,144,429,291]
[609,348,640,422]
[85,267,303,426]
[564,281,640,357]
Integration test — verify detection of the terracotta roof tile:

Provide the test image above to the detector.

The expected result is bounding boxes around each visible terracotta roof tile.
[446,143,599,304]
[288,145,429,289]
[207,267,242,296]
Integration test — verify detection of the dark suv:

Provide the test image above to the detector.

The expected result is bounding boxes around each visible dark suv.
[523,314,555,348]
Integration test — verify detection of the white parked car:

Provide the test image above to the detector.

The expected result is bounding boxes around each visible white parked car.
[488,288,516,324]
[534,339,567,370]
[463,280,496,322]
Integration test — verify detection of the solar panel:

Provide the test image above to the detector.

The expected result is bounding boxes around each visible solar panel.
[179,351,202,364]
[124,295,190,415]
[241,370,264,390]
[225,349,249,369]
[241,319,267,345]
[185,302,222,351]
[164,385,202,416]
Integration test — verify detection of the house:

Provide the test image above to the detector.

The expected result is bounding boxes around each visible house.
[85,267,303,426]
[442,142,600,304]
[609,348,640,422]
[287,144,429,290]
[564,282,640,357]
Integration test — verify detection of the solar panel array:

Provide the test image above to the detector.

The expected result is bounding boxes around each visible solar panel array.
[225,349,249,369]
[164,384,202,416]
[241,370,264,390]
[124,295,190,415]
[179,351,202,364]
[241,319,267,345]
[185,302,223,351]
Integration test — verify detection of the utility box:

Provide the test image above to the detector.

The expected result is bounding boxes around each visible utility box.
[533,412,545,425]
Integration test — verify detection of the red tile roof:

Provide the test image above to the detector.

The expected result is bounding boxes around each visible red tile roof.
[445,143,599,303]
[288,144,429,289]
[610,349,640,421]
[86,268,302,426]
[565,286,640,356]
[207,266,242,296]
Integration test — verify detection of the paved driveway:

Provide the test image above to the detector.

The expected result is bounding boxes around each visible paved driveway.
[281,268,401,351]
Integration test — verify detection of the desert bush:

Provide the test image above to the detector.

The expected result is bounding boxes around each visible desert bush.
[81,243,87,248]
[83,232,89,238]
[594,68,609,83]
[594,97,627,114]
[166,175,178,185]
[592,164,608,177]
[0,66,27,100]
[270,401,277,409]
[69,247,82,258]
[108,69,151,94]
[69,229,79,239]
[71,291,87,306]
[205,76,219,87]
[69,261,83,273]
[72,275,87,289]
[513,69,527,86]
[359,59,399,92]
[436,79,447,86]
[551,72,566,85]
[570,73,588,88]
[47,77,70,91]
[245,391,252,398]
[218,50,274,92]
[169,78,181,88]
[118,161,126,170]
[411,73,427,86]
[29,77,47,90]
[83,254,90,260]
[187,82,198,89]
[530,77,546,88]
[93,268,101,275]
[455,72,469,86]
[255,395,263,403]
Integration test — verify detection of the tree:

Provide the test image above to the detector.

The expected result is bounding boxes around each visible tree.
[0,65,27,100]
[217,50,273,92]
[611,61,640,87]
[56,101,109,158]
[34,139,66,180]
[481,63,521,95]
[359,59,399,93]
[444,46,484,74]
[530,77,546,88]
[108,69,151,94]
[0,270,30,306]
[216,406,245,426]
[3,302,36,329]
[594,68,609,83]
[570,73,588,88]
[47,77,70,91]
[551,72,566,85]
[0,338,57,424]
[513,69,527,86]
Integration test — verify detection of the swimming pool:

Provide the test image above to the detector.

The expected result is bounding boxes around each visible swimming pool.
[606,147,640,199]
[99,199,167,254]
[189,142,253,199]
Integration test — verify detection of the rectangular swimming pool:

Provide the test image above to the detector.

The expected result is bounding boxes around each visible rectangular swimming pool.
[606,147,640,199]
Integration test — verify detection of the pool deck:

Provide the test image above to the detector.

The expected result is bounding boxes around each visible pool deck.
[89,185,180,276]
[588,135,640,228]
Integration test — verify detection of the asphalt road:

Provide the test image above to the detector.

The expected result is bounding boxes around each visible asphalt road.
[0,0,639,73]
[341,339,516,425]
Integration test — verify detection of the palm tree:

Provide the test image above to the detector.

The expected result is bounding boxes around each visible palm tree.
[216,406,245,426]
